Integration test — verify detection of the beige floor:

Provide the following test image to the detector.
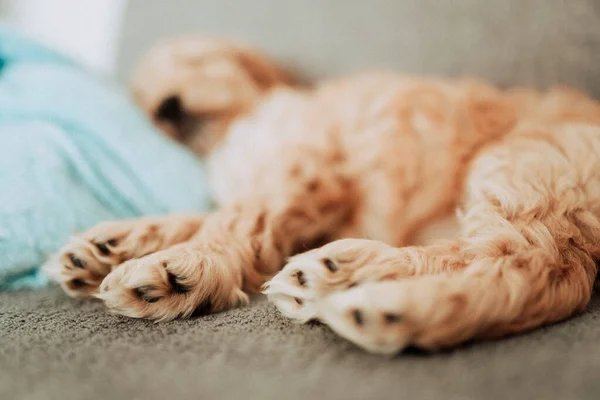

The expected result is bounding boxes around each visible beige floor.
[1,287,599,400]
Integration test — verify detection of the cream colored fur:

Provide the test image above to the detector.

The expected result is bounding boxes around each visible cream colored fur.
[44,37,600,354]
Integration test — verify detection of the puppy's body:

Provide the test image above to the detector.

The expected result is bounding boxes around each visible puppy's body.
[45,38,600,354]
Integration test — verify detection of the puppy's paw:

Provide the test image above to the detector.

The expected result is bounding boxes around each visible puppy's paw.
[43,221,137,297]
[318,283,413,355]
[44,218,196,298]
[263,239,411,322]
[96,243,248,321]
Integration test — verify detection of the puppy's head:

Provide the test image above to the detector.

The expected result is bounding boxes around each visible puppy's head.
[132,37,292,155]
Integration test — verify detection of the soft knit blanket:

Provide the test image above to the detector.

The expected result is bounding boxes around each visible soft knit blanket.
[0,26,211,290]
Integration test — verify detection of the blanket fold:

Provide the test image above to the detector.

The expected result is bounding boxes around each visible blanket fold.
[0,25,211,290]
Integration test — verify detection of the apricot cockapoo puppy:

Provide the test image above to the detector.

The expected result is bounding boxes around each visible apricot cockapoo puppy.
[45,37,600,354]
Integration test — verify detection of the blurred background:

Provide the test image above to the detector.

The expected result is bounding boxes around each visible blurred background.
[1,0,599,97]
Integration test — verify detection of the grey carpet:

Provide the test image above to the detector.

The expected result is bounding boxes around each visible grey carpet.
[2,287,600,400]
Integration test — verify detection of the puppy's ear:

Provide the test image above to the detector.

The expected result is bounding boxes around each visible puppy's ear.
[233,49,295,89]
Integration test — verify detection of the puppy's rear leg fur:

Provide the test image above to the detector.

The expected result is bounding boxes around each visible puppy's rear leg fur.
[317,125,600,353]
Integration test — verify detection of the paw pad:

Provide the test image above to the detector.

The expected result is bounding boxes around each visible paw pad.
[322,258,338,272]
[295,270,306,286]
[133,285,161,303]
[351,309,364,326]
[68,253,85,269]
[67,278,88,289]
[383,313,402,324]
[96,242,111,256]
[191,299,213,316]
[167,272,190,294]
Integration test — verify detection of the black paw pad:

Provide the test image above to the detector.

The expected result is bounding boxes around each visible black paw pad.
[68,253,85,269]
[191,299,213,316]
[295,270,306,286]
[383,313,402,324]
[167,272,190,294]
[134,285,161,303]
[351,309,364,326]
[96,242,111,256]
[67,278,87,289]
[322,258,338,272]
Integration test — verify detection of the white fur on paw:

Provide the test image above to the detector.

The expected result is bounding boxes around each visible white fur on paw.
[262,256,328,322]
[318,283,412,355]
[263,239,395,323]
[42,220,150,297]
[95,247,249,322]
[42,235,117,297]
[95,251,201,322]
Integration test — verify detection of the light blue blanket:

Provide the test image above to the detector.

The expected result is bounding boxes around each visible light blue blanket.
[0,26,211,290]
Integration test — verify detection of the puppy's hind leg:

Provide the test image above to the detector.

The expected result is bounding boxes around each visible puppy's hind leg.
[317,126,600,353]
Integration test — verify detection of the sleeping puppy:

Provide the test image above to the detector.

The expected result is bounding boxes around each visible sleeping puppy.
[45,36,600,354]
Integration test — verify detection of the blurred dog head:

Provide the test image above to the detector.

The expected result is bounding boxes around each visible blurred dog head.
[132,37,293,155]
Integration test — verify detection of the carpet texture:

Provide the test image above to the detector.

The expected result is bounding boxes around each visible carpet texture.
[2,288,600,400]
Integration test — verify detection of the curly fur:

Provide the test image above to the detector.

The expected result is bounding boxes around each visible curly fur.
[45,37,600,354]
